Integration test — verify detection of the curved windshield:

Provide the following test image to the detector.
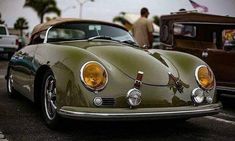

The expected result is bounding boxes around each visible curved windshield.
[47,22,135,43]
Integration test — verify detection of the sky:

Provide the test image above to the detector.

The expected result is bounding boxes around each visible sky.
[1,0,235,32]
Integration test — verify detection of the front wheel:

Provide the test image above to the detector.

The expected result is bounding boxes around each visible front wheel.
[6,69,17,98]
[41,70,60,129]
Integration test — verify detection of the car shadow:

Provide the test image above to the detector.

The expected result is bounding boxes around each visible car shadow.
[220,96,235,108]
[54,117,206,140]
[0,54,9,61]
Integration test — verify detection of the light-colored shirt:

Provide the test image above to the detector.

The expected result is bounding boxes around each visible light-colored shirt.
[132,17,154,47]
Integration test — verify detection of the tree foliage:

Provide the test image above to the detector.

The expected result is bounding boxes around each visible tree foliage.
[14,17,29,36]
[113,16,128,25]
[152,15,160,26]
[0,13,5,24]
[113,12,131,26]
[24,0,61,23]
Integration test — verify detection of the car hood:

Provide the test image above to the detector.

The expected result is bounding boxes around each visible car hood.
[56,41,180,85]
[88,45,179,86]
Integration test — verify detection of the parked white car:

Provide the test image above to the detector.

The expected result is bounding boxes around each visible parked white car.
[0,24,18,58]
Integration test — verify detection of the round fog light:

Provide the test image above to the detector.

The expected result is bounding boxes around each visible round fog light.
[206,96,213,104]
[94,97,103,106]
[127,88,142,107]
[192,88,205,104]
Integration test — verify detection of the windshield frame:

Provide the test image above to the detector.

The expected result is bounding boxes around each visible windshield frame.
[43,22,135,44]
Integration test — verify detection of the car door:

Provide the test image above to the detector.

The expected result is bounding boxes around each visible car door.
[203,48,235,90]
[173,39,205,59]
[11,45,38,101]
[11,31,45,101]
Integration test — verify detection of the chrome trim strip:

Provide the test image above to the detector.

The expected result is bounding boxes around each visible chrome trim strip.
[220,93,235,98]
[216,86,235,92]
[43,26,53,43]
[58,106,221,118]
[159,42,172,47]
[174,21,235,26]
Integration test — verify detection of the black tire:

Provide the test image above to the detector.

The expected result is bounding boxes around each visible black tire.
[40,70,60,129]
[6,69,17,98]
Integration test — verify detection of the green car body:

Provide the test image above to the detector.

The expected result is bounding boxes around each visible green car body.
[6,18,221,128]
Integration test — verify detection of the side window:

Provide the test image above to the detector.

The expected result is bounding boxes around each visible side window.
[47,28,86,42]
[173,23,196,38]
[222,29,235,51]
[0,26,7,35]
[30,31,46,45]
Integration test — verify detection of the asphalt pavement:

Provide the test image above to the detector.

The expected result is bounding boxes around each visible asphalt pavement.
[0,55,235,141]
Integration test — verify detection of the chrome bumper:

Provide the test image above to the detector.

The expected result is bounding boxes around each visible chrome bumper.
[0,46,17,52]
[58,103,222,120]
[217,86,235,92]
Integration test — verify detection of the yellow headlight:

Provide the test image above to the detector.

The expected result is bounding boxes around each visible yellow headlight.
[195,65,215,90]
[81,61,108,91]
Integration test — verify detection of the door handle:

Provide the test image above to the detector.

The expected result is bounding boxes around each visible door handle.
[202,51,208,58]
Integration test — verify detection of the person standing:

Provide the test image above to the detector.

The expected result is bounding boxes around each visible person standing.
[132,7,154,48]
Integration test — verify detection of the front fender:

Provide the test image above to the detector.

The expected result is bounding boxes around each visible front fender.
[152,49,217,102]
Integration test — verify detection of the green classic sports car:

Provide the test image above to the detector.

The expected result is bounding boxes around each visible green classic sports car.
[5,18,221,128]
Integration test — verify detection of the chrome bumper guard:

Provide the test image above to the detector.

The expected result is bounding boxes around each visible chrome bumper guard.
[58,103,222,120]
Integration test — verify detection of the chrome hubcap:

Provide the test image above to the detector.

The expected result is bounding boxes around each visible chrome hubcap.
[44,75,57,120]
[8,74,13,93]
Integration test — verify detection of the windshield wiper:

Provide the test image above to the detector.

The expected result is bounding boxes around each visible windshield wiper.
[88,35,120,43]
[88,36,139,47]
[121,40,139,47]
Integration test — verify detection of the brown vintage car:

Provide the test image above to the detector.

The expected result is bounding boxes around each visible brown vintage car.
[160,11,235,97]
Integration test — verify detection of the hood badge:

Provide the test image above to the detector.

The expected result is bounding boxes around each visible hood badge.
[134,71,144,89]
[168,72,189,94]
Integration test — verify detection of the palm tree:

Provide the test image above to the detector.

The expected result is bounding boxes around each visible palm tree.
[24,0,61,23]
[14,17,29,36]
[0,13,4,24]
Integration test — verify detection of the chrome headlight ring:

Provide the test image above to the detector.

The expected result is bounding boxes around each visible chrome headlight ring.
[80,61,108,91]
[195,65,215,91]
[191,87,205,104]
[127,88,142,107]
